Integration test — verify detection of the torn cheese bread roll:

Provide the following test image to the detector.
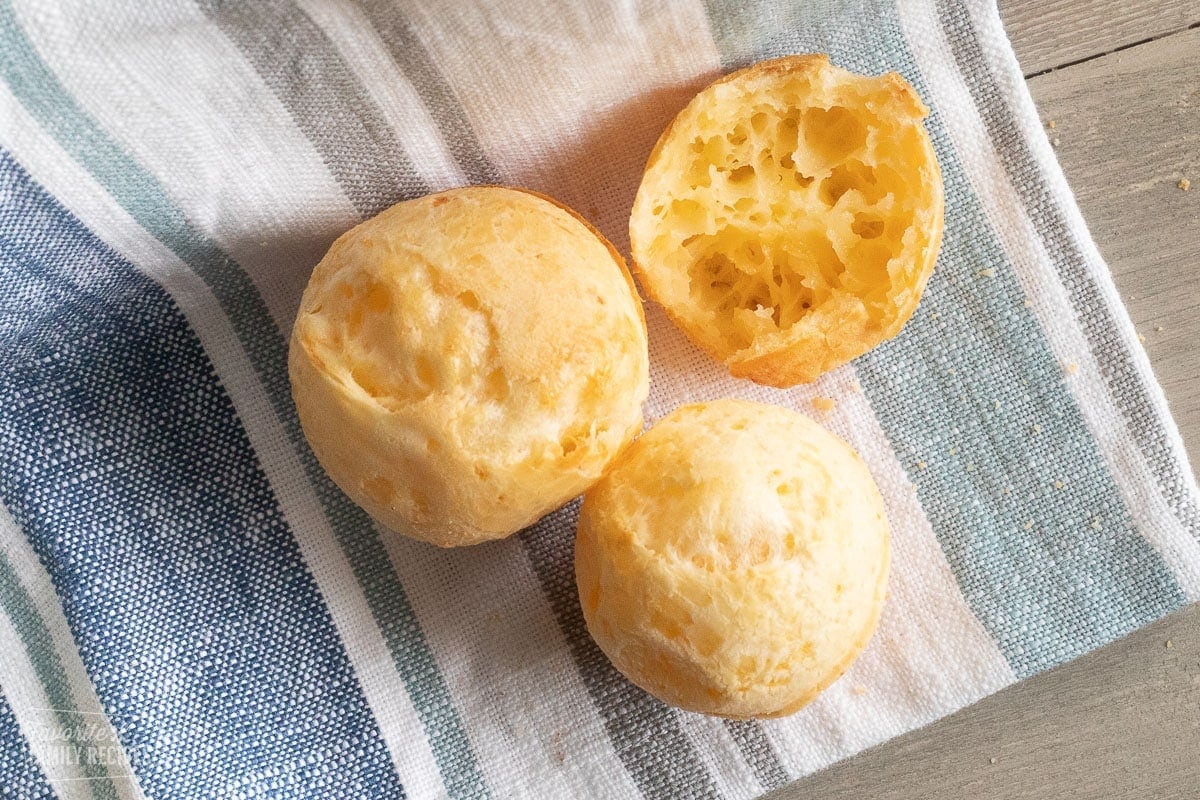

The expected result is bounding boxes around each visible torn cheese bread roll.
[576,399,890,718]
[290,186,649,547]
[630,55,943,386]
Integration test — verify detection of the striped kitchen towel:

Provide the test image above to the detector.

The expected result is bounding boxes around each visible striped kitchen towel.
[0,0,1196,798]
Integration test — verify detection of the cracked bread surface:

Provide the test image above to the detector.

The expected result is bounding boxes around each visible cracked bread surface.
[290,186,649,547]
[630,55,943,386]
[576,399,890,718]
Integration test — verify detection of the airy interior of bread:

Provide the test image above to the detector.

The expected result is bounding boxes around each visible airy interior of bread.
[631,58,940,377]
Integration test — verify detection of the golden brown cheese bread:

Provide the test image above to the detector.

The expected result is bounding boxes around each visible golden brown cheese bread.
[629,55,943,386]
[576,399,890,718]
[289,186,649,547]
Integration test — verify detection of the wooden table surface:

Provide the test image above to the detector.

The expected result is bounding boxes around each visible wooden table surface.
[774,2,1200,798]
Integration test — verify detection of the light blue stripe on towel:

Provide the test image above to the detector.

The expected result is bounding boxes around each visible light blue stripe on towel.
[935,0,1200,538]
[0,149,406,799]
[0,550,119,799]
[700,0,1185,677]
[0,688,57,800]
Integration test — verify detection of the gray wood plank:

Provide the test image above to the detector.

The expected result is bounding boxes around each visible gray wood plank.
[769,608,1200,799]
[1029,25,1200,467]
[771,25,1200,800]
[997,0,1199,75]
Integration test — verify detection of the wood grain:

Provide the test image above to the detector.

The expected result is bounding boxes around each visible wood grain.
[997,0,1200,75]
[772,24,1200,800]
[771,608,1200,799]
[1029,25,1200,467]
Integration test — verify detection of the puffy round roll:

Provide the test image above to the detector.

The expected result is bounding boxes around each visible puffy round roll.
[289,186,650,547]
[629,54,943,387]
[576,399,890,718]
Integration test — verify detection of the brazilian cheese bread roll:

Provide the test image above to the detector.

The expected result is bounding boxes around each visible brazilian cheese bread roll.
[630,55,943,386]
[576,399,890,718]
[290,186,650,547]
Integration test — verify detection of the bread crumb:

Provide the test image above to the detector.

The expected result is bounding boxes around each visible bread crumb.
[1023,298,1033,308]
[1032,423,1042,434]
[1051,137,1061,147]
[1154,325,1164,332]
[852,685,868,696]
[917,461,927,470]
[812,396,836,413]
[1091,517,1102,530]
[1047,120,1056,129]
[1064,362,1079,375]
[1180,178,1191,192]
[949,446,958,455]
[929,311,940,320]
[977,268,996,278]
[848,381,862,393]
[1023,521,1033,531]
[989,757,998,765]
[1166,639,1174,649]
[1054,480,1065,490]
[1137,332,1147,343]
[551,731,566,765]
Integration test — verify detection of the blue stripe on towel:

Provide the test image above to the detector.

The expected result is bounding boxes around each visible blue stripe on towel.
[0,8,490,794]
[0,150,406,799]
[700,0,1185,676]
